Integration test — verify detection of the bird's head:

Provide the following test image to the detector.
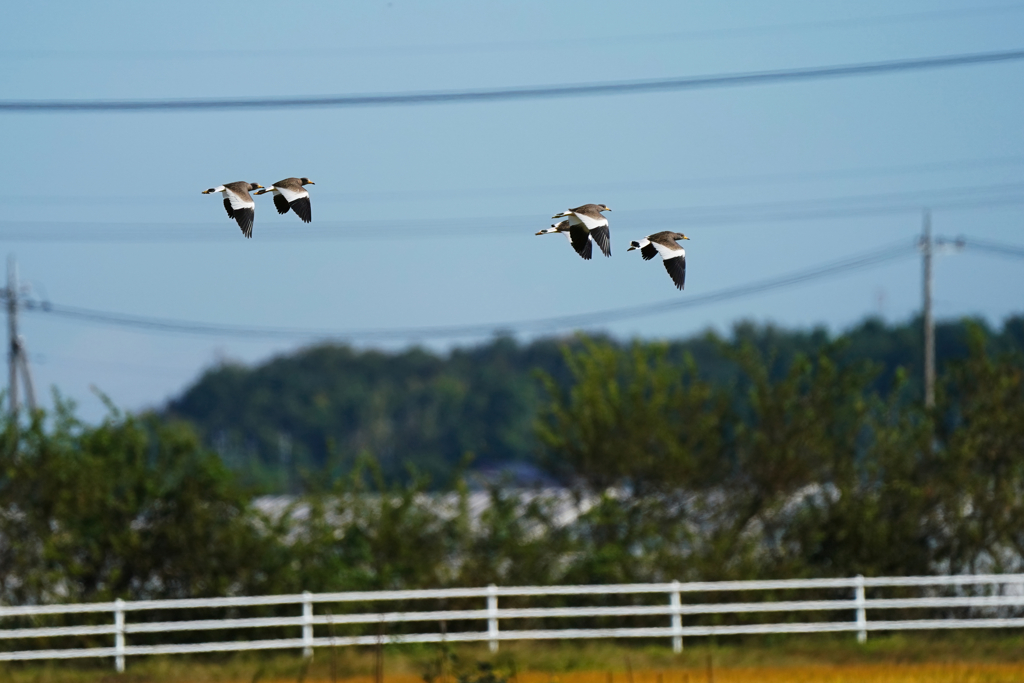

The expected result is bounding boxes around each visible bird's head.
[627,240,641,251]
[250,183,264,190]
[300,178,315,186]
[675,233,690,241]
[598,204,611,212]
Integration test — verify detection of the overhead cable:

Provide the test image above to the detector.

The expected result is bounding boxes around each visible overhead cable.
[3,49,1024,113]
[2,183,1023,243]
[4,154,1024,211]
[963,237,1024,259]
[7,4,1024,61]
[21,241,915,341]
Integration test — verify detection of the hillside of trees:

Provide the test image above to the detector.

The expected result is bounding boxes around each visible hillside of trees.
[3,316,1023,616]
[165,315,1024,491]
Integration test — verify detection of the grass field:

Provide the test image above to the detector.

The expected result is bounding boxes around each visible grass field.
[4,634,1024,683]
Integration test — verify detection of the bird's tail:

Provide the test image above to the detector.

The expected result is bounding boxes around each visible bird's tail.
[537,220,571,235]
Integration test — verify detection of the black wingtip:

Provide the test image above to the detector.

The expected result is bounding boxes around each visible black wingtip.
[663,256,686,290]
[233,208,255,239]
[289,197,312,223]
[272,193,290,215]
[569,224,591,259]
[591,226,612,257]
[577,239,593,260]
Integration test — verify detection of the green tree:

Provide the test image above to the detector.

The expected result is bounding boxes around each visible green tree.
[0,398,275,604]
[281,458,462,593]
[932,326,1024,574]
[537,337,729,494]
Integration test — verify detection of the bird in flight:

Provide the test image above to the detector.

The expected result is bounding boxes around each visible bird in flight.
[202,182,263,238]
[535,219,594,260]
[627,232,690,290]
[256,178,315,223]
[549,204,612,258]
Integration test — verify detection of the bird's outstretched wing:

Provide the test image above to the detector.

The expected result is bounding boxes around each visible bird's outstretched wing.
[590,225,611,257]
[569,224,592,260]
[289,197,312,223]
[661,254,686,290]
[272,193,290,215]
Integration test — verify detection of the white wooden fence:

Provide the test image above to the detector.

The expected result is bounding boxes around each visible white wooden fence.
[3,574,1024,672]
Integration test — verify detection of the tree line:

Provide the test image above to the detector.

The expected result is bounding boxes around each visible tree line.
[1,316,1022,610]
[166,315,1024,490]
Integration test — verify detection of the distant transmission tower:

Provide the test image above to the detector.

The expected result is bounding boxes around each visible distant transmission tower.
[2,255,38,416]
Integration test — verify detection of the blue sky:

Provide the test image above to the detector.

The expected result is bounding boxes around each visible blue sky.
[2,1,1023,420]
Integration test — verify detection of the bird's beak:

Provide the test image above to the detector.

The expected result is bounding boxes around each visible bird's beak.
[683,236,690,240]
[627,245,637,251]
[308,181,315,185]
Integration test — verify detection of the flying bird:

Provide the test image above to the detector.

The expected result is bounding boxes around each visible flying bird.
[550,204,612,257]
[535,220,593,260]
[256,178,315,223]
[201,182,263,238]
[627,232,690,290]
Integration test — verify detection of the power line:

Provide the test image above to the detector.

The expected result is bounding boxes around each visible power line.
[3,182,1023,243]
[21,241,916,342]
[6,4,1024,61]
[4,156,1024,208]
[3,49,1024,113]
[962,237,1024,259]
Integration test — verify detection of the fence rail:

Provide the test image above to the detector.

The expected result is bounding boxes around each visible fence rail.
[2,573,1024,671]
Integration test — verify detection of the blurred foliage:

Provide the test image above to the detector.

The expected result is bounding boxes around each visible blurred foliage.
[165,316,1024,491]
[165,336,577,490]
[1,315,1023,611]
[537,320,1024,582]
[0,398,271,604]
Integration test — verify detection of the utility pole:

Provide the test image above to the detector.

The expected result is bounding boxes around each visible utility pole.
[7,256,19,417]
[921,211,935,409]
[5,255,38,417]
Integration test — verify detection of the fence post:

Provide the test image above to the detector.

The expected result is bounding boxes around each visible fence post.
[487,584,499,653]
[854,575,867,644]
[670,580,683,653]
[114,598,125,673]
[302,591,314,659]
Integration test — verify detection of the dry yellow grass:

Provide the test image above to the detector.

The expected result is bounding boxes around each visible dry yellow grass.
[6,636,1024,683]
[250,666,1024,683]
